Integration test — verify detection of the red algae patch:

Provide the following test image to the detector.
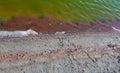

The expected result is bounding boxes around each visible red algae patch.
[1,15,120,33]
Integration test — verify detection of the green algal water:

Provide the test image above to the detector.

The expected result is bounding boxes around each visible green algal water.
[0,0,120,22]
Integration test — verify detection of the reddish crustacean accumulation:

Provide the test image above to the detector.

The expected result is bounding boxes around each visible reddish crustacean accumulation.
[0,46,112,62]
[0,15,120,33]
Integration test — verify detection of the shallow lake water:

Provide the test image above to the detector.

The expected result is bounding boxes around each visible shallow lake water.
[0,0,120,22]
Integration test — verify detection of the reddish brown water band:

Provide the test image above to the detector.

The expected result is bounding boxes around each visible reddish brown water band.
[0,15,120,33]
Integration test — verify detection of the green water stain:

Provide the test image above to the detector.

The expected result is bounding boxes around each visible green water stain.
[0,0,120,22]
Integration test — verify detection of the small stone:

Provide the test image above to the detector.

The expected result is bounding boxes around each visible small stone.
[116,56,120,63]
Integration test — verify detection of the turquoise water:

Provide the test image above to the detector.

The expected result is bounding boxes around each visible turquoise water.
[0,0,120,22]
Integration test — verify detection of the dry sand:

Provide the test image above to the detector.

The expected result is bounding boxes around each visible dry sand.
[0,32,120,73]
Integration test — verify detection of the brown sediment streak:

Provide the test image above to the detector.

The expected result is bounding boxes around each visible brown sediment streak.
[0,46,113,62]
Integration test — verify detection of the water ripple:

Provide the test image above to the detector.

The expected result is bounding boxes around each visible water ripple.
[0,0,120,22]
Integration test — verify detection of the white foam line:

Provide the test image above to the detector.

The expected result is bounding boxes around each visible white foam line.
[55,31,65,34]
[112,27,120,32]
[0,29,38,37]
